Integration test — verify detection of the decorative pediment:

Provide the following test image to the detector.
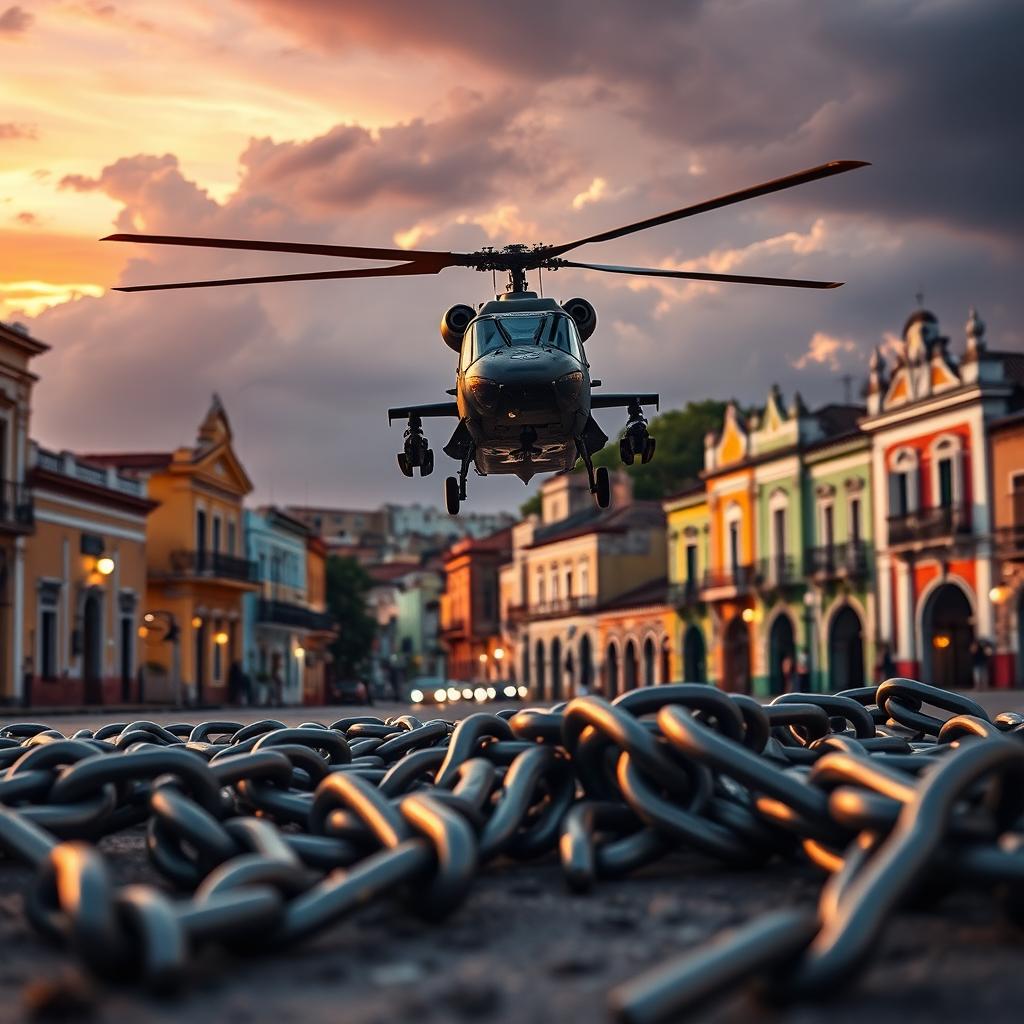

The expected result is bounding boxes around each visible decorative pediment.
[884,369,910,407]
[715,404,748,466]
[193,442,253,497]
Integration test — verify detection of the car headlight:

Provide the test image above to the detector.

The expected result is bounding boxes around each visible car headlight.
[467,377,502,411]
[555,370,584,397]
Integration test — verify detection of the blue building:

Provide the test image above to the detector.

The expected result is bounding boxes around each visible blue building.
[243,506,317,705]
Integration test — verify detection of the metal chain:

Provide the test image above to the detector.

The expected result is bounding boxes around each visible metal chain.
[0,679,1022,1019]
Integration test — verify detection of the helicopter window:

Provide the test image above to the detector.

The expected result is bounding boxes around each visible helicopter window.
[466,314,582,364]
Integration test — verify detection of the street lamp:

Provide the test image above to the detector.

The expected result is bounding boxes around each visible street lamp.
[95,556,115,576]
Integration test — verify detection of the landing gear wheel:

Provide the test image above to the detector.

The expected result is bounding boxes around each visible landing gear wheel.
[641,436,656,465]
[397,453,413,478]
[595,466,611,509]
[421,449,434,476]
[445,476,461,516]
[619,437,635,466]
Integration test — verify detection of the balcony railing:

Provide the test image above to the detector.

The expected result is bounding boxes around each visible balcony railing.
[668,580,700,606]
[257,598,334,631]
[700,565,754,594]
[755,555,801,588]
[808,541,869,579]
[506,595,597,623]
[0,480,33,531]
[995,525,1024,559]
[887,504,969,546]
[440,616,468,636]
[169,549,257,584]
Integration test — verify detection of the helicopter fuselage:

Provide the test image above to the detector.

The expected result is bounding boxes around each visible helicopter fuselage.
[455,295,591,482]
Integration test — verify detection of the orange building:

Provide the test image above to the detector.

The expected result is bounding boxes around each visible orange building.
[302,534,335,704]
[88,396,257,704]
[440,526,512,682]
[23,446,155,705]
[989,410,1024,685]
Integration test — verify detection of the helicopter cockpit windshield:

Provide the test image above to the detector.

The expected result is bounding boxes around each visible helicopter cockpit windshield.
[466,313,582,364]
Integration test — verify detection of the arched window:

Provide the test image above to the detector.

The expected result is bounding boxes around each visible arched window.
[643,636,656,687]
[768,488,789,582]
[725,502,743,578]
[930,435,962,510]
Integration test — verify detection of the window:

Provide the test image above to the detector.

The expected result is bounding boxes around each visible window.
[1013,472,1024,526]
[465,314,582,364]
[565,569,573,600]
[579,561,589,597]
[196,508,207,552]
[537,572,546,606]
[38,581,60,680]
[822,504,835,548]
[938,458,954,507]
[849,497,862,544]
[213,636,223,681]
[212,516,222,554]
[889,449,918,516]
[685,543,698,583]
[728,522,740,573]
[227,520,236,556]
[550,568,559,602]
[773,507,787,559]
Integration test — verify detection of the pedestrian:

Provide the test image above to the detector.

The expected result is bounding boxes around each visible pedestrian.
[780,654,795,693]
[795,649,809,693]
[971,639,992,689]
[268,668,283,708]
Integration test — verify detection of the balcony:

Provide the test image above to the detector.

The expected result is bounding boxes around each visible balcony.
[440,616,468,637]
[887,505,969,547]
[0,480,33,533]
[668,580,700,606]
[754,555,802,589]
[995,525,1024,560]
[257,598,334,631]
[506,595,597,623]
[168,549,258,585]
[700,565,754,597]
[808,541,869,580]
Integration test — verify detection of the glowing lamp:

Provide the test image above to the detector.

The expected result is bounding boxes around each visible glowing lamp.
[96,556,115,576]
[932,634,951,650]
[214,631,229,646]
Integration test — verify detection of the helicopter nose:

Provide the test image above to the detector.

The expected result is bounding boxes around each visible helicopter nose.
[464,350,583,417]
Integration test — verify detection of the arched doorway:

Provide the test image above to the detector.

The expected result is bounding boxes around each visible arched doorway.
[579,634,593,694]
[82,590,103,704]
[605,643,619,697]
[829,606,865,691]
[660,638,671,684]
[643,637,656,687]
[923,583,975,689]
[723,616,751,693]
[550,637,562,702]
[624,639,639,691]
[683,625,706,682]
[768,613,796,695]
[534,639,546,701]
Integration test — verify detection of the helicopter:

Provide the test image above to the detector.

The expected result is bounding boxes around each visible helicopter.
[103,159,867,515]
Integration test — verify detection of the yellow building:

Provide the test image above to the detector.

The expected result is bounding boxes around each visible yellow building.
[301,535,335,704]
[501,471,665,700]
[89,396,257,704]
[23,445,154,705]
[0,321,47,703]
[664,483,712,682]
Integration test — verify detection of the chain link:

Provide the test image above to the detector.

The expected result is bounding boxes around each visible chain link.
[0,678,1022,1018]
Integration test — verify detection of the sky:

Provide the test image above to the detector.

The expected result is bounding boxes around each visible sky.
[2,0,1022,513]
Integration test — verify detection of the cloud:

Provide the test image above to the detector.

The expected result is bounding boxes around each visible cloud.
[0,122,37,139]
[572,178,608,211]
[0,5,31,35]
[14,211,36,225]
[791,331,859,371]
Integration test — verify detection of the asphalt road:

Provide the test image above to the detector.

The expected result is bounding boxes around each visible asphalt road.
[3,692,1024,1023]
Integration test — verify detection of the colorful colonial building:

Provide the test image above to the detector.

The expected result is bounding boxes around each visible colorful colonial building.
[88,396,258,704]
[862,308,1022,689]
[439,526,512,683]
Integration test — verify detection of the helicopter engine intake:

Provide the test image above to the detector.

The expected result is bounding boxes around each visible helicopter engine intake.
[440,303,476,352]
[561,297,598,342]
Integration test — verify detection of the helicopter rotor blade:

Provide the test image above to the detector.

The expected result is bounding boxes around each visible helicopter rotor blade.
[102,232,462,267]
[557,260,842,289]
[544,160,869,257]
[112,261,442,293]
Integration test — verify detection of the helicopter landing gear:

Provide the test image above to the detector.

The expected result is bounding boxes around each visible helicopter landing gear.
[398,413,434,478]
[620,399,656,466]
[576,438,612,510]
[445,449,473,516]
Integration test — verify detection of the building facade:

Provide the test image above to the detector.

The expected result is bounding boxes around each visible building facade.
[502,472,665,702]
[23,445,154,705]
[439,526,511,683]
[862,308,1021,689]
[244,506,333,706]
[0,321,46,704]
[89,396,258,704]
[302,535,334,704]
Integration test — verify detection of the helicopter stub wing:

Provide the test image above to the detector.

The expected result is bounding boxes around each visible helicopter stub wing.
[388,402,460,424]
[590,393,660,411]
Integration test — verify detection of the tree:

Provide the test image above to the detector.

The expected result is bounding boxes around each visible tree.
[519,492,542,518]
[590,399,730,499]
[325,556,377,679]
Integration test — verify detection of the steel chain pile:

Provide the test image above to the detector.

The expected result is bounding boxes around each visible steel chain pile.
[1,678,1023,1020]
